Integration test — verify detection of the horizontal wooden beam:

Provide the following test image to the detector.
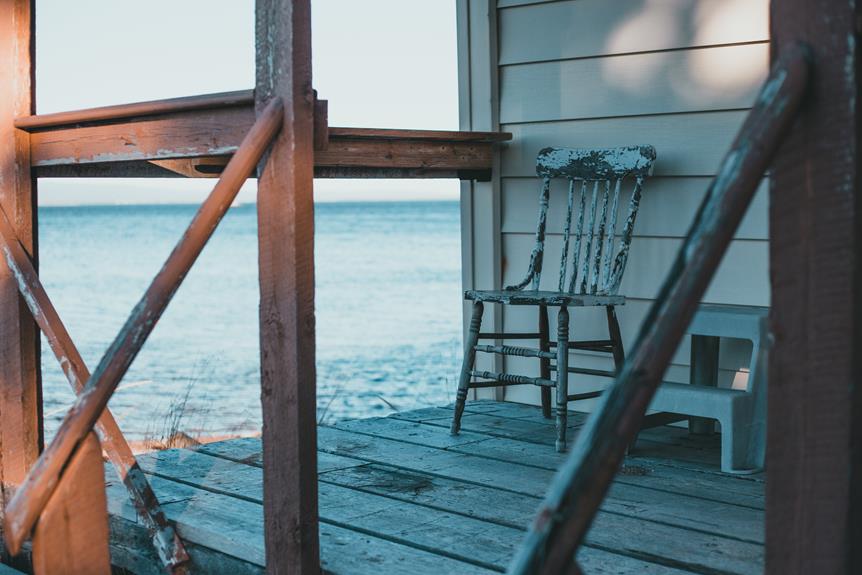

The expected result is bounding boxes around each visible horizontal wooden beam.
[15,90,255,130]
[28,106,255,167]
[19,91,510,180]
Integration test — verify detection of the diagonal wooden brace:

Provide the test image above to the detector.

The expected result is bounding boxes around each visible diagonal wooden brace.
[506,44,811,575]
[2,96,285,563]
[0,204,191,572]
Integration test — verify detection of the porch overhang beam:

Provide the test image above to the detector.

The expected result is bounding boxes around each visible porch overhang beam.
[18,93,510,181]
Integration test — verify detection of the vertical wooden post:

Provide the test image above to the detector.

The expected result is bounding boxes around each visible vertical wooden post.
[769,2,861,573]
[32,433,111,575]
[0,0,41,510]
[255,0,319,573]
[457,0,504,401]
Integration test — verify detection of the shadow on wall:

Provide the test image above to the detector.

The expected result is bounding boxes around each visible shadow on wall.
[602,0,768,104]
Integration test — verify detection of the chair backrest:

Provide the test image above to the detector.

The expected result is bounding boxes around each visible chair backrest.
[507,145,657,296]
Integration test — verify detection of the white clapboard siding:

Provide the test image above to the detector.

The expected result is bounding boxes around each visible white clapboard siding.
[458,0,770,410]
[501,177,768,240]
[501,111,748,177]
[501,43,767,124]
[497,0,556,8]
[498,0,769,65]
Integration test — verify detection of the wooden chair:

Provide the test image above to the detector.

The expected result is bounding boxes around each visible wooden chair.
[451,145,657,451]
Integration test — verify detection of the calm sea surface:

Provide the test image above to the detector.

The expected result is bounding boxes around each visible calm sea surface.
[38,201,463,440]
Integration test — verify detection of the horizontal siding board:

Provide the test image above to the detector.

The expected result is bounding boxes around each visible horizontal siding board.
[501,177,768,240]
[500,43,767,123]
[498,0,769,65]
[501,234,769,305]
[501,110,747,177]
[498,0,556,8]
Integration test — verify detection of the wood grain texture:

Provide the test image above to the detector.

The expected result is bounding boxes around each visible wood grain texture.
[107,468,497,575]
[255,1,319,573]
[100,403,766,574]
[109,513,263,575]
[768,3,862,573]
[28,116,508,167]
[313,95,328,151]
[2,99,284,558]
[27,110,506,179]
[138,449,519,571]
[15,89,254,130]
[331,417,764,539]
[29,106,255,167]
[32,433,110,575]
[0,203,189,570]
[314,138,493,171]
[0,0,41,509]
[392,406,765,498]
[137,445,759,573]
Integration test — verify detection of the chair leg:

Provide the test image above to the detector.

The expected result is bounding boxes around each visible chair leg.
[539,304,552,419]
[607,305,636,453]
[555,306,569,452]
[605,305,625,371]
[451,301,484,435]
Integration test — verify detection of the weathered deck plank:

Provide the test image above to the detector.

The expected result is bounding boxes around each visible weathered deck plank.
[106,403,764,574]
[106,472,496,574]
[136,449,521,571]
[397,404,730,470]
[193,430,764,572]
[139,447,720,574]
[330,416,765,510]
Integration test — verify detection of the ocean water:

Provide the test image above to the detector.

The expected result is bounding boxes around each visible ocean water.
[38,201,463,440]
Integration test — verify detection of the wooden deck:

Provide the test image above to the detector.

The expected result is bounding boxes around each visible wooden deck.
[106,401,764,574]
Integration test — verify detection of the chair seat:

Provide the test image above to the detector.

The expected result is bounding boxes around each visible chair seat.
[465,289,625,307]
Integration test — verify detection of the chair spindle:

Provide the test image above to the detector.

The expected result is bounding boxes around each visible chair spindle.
[507,177,552,291]
[579,180,600,295]
[589,179,612,294]
[602,178,622,293]
[558,179,576,292]
[607,176,645,294]
[567,180,588,294]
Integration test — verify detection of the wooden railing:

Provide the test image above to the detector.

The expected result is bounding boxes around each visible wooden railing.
[0,83,511,571]
[14,89,510,181]
[1,97,286,573]
[507,44,812,575]
[0,198,188,569]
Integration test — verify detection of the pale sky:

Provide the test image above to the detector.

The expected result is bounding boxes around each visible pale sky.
[36,0,460,205]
